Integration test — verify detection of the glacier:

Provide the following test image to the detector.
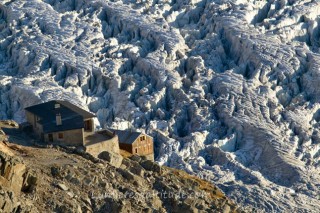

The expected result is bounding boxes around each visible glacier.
[0,0,320,211]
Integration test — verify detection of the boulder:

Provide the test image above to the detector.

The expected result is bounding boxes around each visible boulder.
[51,166,61,177]
[98,151,123,168]
[0,129,8,142]
[120,158,131,169]
[0,129,5,136]
[0,189,20,213]
[117,168,145,186]
[129,155,142,162]
[2,120,19,128]
[128,161,145,177]
[56,183,69,191]
[140,160,161,173]
[0,151,28,195]
[118,169,135,181]
[22,171,37,192]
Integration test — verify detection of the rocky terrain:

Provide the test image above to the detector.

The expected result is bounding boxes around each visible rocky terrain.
[0,121,239,213]
[0,0,320,211]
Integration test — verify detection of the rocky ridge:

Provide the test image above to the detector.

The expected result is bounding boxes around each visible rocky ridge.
[0,122,239,213]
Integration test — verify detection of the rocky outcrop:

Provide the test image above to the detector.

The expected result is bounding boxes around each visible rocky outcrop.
[0,129,240,213]
[98,150,123,168]
[0,150,27,194]
[48,151,239,213]
[0,137,37,197]
[0,189,22,213]
[0,122,37,212]
[0,147,37,212]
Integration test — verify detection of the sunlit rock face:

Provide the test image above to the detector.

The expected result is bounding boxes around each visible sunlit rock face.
[0,0,320,211]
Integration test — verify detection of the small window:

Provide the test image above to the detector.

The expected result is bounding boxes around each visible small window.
[55,104,60,108]
[135,148,138,154]
[140,135,146,141]
[58,133,64,139]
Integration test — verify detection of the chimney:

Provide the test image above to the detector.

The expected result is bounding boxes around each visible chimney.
[56,113,62,126]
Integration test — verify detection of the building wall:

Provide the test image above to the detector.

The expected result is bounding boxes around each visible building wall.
[26,111,43,139]
[25,111,34,126]
[119,143,132,153]
[44,128,84,146]
[129,134,154,156]
[85,135,120,157]
[84,118,95,132]
[35,124,44,140]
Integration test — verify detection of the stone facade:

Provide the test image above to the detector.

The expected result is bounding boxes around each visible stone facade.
[85,133,120,157]
[25,111,43,139]
[44,129,84,146]
[26,108,119,157]
[26,111,89,146]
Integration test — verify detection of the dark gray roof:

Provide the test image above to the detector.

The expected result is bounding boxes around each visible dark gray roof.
[25,100,95,133]
[56,100,95,119]
[107,128,142,144]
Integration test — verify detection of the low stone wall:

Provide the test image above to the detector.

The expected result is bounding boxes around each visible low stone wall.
[85,134,119,157]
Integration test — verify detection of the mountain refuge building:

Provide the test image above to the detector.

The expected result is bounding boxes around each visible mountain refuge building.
[24,100,154,160]
[25,100,96,145]
[107,129,154,161]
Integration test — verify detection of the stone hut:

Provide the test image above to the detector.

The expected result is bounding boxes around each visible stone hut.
[24,100,119,157]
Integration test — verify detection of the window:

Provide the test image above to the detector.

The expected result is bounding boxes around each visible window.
[140,135,146,141]
[58,133,64,139]
[56,114,62,126]
[84,120,92,131]
[55,104,60,108]
[135,148,138,154]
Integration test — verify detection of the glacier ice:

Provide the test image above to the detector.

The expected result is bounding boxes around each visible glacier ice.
[0,0,320,211]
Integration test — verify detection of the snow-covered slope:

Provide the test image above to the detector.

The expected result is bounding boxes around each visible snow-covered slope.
[1,0,320,211]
